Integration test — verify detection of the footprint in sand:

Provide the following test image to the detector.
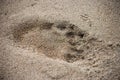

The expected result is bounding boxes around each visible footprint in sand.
[13,20,91,63]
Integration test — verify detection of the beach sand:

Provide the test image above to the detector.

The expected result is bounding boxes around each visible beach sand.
[0,0,120,80]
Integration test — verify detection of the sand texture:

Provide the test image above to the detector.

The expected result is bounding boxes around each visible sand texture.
[0,0,120,80]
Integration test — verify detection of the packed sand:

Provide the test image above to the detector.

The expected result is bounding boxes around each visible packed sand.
[0,0,120,80]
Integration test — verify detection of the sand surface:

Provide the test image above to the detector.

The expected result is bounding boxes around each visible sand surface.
[0,0,120,80]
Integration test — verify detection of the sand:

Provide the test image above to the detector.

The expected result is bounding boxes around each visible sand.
[0,0,120,80]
